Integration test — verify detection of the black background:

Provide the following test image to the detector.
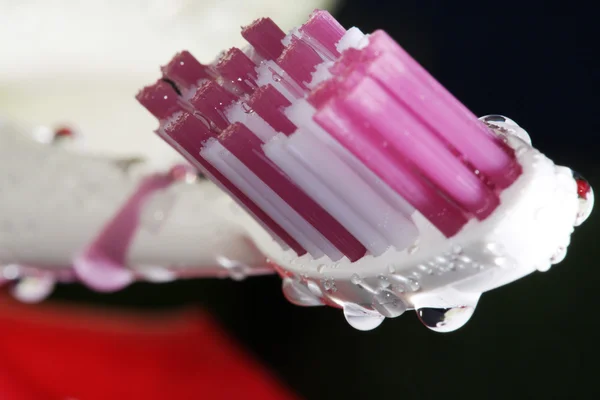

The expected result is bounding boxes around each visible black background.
[51,1,599,398]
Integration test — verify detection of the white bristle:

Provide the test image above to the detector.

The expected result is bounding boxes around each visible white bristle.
[336,27,367,52]
[255,60,304,102]
[202,139,343,261]
[264,134,390,255]
[285,130,418,250]
[285,99,416,217]
[225,102,279,142]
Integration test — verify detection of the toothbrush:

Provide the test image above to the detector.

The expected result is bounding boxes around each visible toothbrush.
[136,9,593,332]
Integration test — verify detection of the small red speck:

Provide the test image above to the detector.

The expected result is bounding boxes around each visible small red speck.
[54,127,74,139]
[576,178,591,200]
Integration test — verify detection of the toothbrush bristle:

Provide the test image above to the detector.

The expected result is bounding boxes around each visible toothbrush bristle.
[136,80,182,120]
[189,81,238,130]
[161,51,212,90]
[215,48,258,94]
[241,18,286,60]
[277,37,324,87]
[137,10,523,262]
[298,9,345,57]
[246,85,296,135]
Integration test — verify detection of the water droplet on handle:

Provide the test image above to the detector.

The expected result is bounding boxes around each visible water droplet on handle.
[282,278,323,307]
[11,275,56,304]
[343,304,385,331]
[372,290,407,318]
[416,306,476,333]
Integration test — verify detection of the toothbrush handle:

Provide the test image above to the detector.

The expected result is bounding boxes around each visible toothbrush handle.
[0,121,274,285]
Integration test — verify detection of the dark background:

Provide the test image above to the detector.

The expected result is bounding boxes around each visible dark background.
[51,1,599,398]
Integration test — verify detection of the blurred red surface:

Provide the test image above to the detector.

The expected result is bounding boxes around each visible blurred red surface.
[0,295,297,400]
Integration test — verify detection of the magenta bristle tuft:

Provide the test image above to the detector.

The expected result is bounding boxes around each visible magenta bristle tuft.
[241,18,286,60]
[219,123,367,261]
[136,80,182,120]
[277,37,323,87]
[161,51,212,90]
[247,85,296,135]
[189,81,238,130]
[215,48,258,94]
[163,115,307,256]
[299,10,345,57]
[139,9,525,260]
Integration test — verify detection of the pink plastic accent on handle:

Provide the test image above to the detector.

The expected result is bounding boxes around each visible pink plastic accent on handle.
[219,123,367,261]
[242,18,286,60]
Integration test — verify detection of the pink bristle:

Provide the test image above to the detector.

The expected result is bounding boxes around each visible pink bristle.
[247,85,297,135]
[277,36,324,87]
[329,47,372,76]
[219,123,367,261]
[241,18,286,60]
[298,10,345,57]
[161,51,212,90]
[136,80,182,120]
[189,81,238,130]
[314,100,469,237]
[365,31,522,189]
[215,48,258,94]
[307,79,339,109]
[341,76,500,219]
[307,68,366,109]
[163,114,307,256]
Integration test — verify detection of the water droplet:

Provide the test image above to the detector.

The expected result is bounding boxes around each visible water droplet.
[321,278,337,293]
[387,265,396,274]
[282,278,323,307]
[479,115,531,145]
[451,245,463,254]
[494,257,508,267]
[350,273,362,285]
[416,306,476,333]
[168,164,197,183]
[11,275,56,304]
[572,170,594,226]
[372,290,407,318]
[418,264,433,275]
[435,256,448,264]
[241,102,254,114]
[485,242,504,256]
[306,280,323,297]
[317,264,326,274]
[217,256,248,281]
[139,266,176,283]
[73,253,134,292]
[378,275,390,286]
[407,243,419,254]
[458,255,472,264]
[2,264,20,280]
[272,72,282,82]
[407,278,420,291]
[343,304,385,331]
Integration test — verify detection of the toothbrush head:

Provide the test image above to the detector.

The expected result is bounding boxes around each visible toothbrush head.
[137,10,593,332]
